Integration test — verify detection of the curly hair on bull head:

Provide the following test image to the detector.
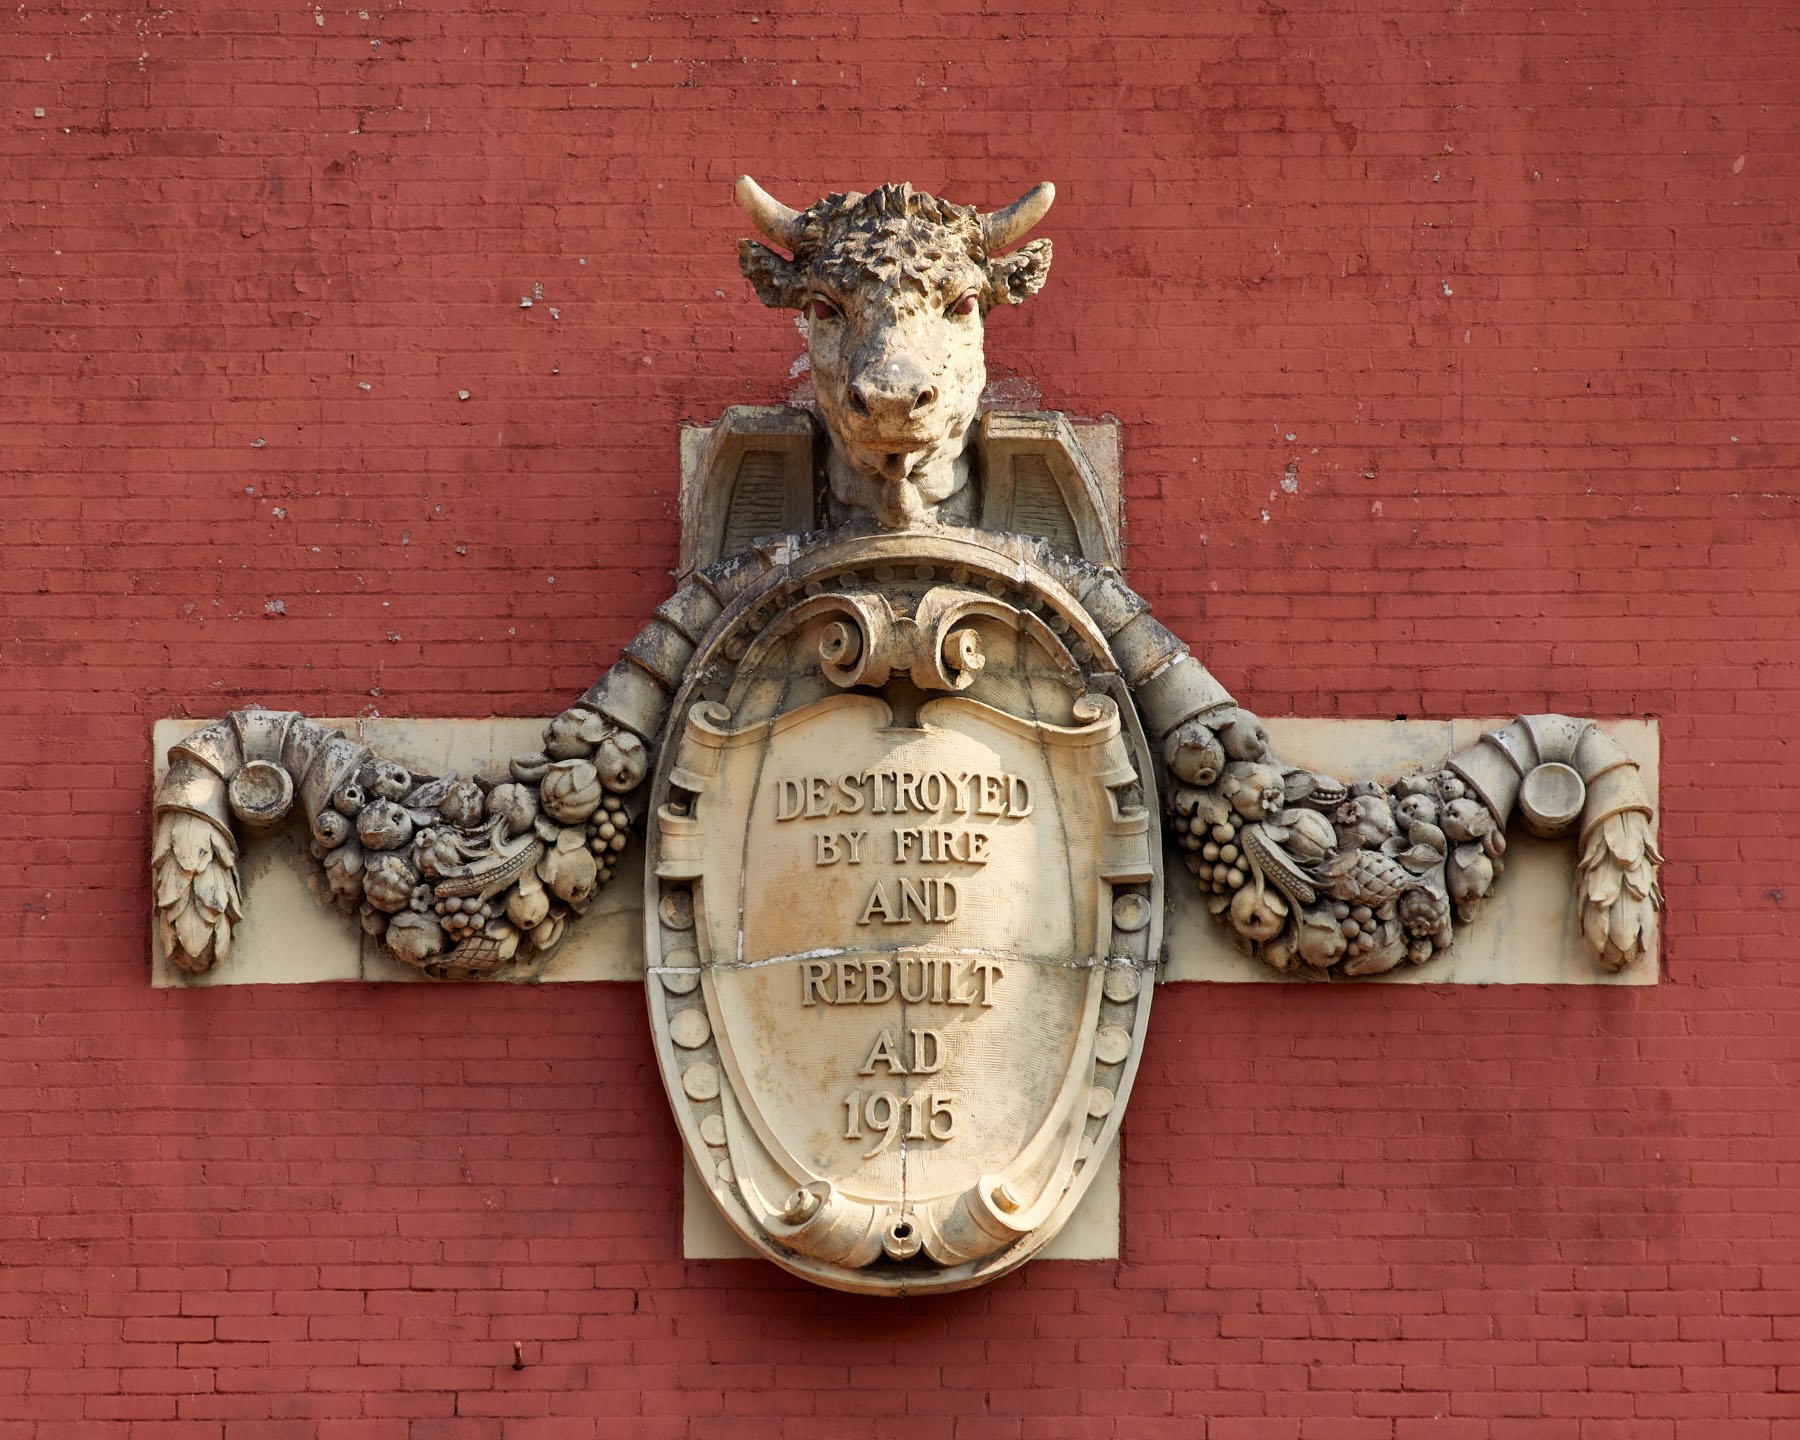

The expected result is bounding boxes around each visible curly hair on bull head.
[739,182,1052,311]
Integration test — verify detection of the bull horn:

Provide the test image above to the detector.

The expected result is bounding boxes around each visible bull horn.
[981,182,1055,254]
[735,175,804,252]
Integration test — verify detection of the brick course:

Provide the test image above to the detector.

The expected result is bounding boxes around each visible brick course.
[3,0,1798,1434]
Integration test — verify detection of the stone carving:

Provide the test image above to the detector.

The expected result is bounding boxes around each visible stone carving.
[644,535,1158,1290]
[154,705,648,980]
[150,175,1663,1291]
[1163,711,1662,977]
[736,176,1052,528]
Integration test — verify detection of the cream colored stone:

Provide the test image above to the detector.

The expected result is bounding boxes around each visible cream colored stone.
[978,411,1121,567]
[154,712,1660,991]
[683,1134,1120,1262]
[642,529,1162,1293]
[151,717,647,987]
[678,405,1124,578]
[677,407,816,577]
[735,177,1054,531]
[144,177,1665,1300]
[1163,717,1660,985]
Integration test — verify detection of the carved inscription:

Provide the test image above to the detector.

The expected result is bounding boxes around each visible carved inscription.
[842,1026,956,1155]
[778,767,1036,1159]
[774,767,1031,928]
[800,956,1002,1007]
[800,955,1002,1157]
[773,768,1033,820]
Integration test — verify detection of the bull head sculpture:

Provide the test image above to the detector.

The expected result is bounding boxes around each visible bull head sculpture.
[736,176,1054,528]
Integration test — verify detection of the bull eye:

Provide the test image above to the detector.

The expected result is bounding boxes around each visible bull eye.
[948,291,978,318]
[807,297,840,322]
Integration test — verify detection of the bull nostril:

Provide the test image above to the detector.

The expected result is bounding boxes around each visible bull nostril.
[911,385,938,414]
[849,386,871,417]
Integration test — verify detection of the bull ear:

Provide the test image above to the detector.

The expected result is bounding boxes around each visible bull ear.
[738,239,806,310]
[986,238,1052,307]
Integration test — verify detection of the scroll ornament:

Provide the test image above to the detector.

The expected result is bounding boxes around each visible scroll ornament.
[152,175,1662,983]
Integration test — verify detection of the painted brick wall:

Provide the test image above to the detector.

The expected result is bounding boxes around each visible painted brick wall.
[3,0,1798,1434]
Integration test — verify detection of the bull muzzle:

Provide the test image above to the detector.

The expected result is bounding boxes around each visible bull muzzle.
[847,356,941,433]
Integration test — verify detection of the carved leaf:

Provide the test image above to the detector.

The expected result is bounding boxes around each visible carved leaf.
[1582,898,1611,960]
[192,863,232,918]
[173,900,213,959]
[1408,821,1447,854]
[154,859,189,909]
[1396,844,1444,875]
[1588,868,1622,909]
[1610,813,1648,866]
[171,817,212,875]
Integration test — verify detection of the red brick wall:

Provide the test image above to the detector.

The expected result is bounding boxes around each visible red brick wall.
[4,1,1797,1434]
